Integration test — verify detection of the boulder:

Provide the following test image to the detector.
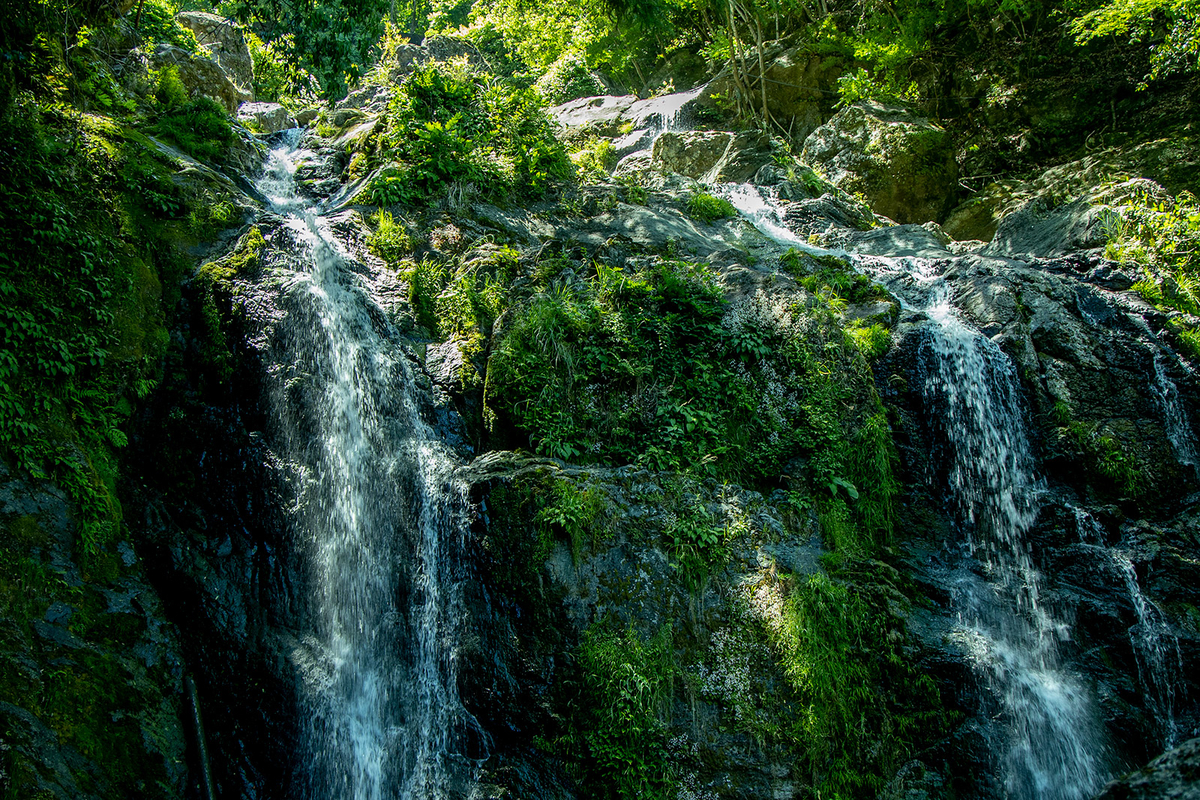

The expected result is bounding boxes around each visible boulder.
[175,12,253,103]
[695,45,844,142]
[549,94,638,135]
[944,136,1200,242]
[237,102,297,135]
[385,43,430,83]
[651,130,734,179]
[800,101,957,225]
[647,130,773,185]
[148,44,243,114]
[423,35,487,68]
[1093,736,1200,799]
[701,131,773,184]
[982,196,1110,260]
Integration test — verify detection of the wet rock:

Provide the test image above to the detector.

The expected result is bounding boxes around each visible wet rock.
[176,11,254,103]
[295,107,320,127]
[1093,736,1200,799]
[983,196,1110,259]
[0,462,189,800]
[849,222,953,258]
[801,101,958,224]
[701,131,773,184]
[237,102,297,135]
[549,94,638,135]
[944,136,1200,242]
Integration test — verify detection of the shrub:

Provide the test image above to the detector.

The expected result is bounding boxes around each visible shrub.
[685,192,737,224]
[376,62,570,203]
[534,50,605,104]
[571,137,617,181]
[147,67,233,163]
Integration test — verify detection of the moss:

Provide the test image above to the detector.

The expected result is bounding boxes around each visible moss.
[767,568,951,797]
[197,226,266,285]
[557,624,678,799]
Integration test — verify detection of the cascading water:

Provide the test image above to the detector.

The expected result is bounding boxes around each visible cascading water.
[1111,549,1184,748]
[1071,507,1184,749]
[629,85,706,136]
[256,131,481,799]
[885,257,1107,800]
[1151,352,1200,479]
[725,183,1109,798]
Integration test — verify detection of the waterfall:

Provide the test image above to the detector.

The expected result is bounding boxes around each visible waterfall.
[898,258,1107,800]
[256,132,480,799]
[629,85,706,136]
[724,184,1110,799]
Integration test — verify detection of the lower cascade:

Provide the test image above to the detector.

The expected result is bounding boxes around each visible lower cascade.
[731,183,1113,798]
[895,260,1108,800]
[257,132,481,798]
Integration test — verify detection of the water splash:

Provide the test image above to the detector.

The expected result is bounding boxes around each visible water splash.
[257,132,481,799]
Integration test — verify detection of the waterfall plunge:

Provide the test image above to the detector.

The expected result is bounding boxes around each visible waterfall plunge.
[257,133,481,799]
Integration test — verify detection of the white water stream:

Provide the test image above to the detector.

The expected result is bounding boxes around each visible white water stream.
[258,132,479,799]
[1151,352,1200,479]
[725,183,1110,799]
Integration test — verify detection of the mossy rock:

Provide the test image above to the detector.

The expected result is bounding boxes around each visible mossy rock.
[800,101,957,225]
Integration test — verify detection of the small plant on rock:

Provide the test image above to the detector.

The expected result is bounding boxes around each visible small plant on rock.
[685,192,737,224]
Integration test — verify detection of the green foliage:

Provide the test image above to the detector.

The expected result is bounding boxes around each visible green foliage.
[570,136,618,181]
[1102,187,1200,358]
[0,98,213,551]
[685,192,737,224]
[367,209,417,264]
[847,321,891,358]
[485,257,898,505]
[534,50,604,104]
[465,0,658,85]
[1061,420,1146,497]
[666,500,727,592]
[565,625,677,800]
[770,571,948,797]
[537,477,604,563]
[221,0,391,98]
[246,30,319,106]
[374,61,570,204]
[617,174,647,205]
[1072,0,1200,85]
[147,67,234,163]
[136,0,203,52]
[835,66,919,108]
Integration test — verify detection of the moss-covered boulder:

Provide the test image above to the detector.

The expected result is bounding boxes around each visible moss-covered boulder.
[801,101,957,225]
[147,44,244,114]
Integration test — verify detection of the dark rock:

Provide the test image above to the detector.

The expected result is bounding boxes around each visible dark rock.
[1092,736,1200,799]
